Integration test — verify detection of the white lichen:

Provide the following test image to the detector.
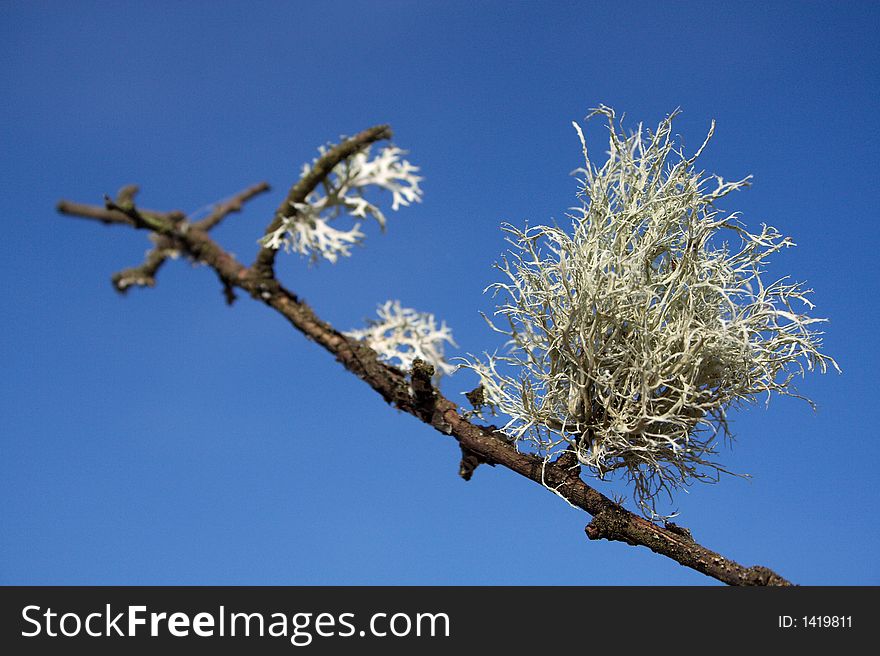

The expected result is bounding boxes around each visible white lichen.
[261,145,422,263]
[462,106,838,515]
[347,300,457,378]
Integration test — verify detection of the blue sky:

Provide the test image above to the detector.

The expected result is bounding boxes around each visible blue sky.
[2,1,878,585]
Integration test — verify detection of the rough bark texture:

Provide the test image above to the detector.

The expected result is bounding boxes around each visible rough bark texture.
[56,125,793,586]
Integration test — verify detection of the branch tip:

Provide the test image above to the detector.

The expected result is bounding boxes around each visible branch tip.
[195,181,272,231]
[115,184,139,206]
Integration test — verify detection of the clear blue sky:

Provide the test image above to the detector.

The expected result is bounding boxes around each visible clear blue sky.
[2,1,878,585]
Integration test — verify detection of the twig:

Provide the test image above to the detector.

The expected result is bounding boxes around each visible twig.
[111,240,176,292]
[57,200,138,227]
[103,194,171,232]
[195,181,271,231]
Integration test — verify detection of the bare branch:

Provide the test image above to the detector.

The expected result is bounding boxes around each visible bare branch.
[195,181,271,231]
[56,200,137,227]
[111,240,174,292]
[57,189,181,231]
[61,182,269,293]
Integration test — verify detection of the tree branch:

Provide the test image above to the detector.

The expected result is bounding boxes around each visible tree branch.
[195,181,271,231]
[56,126,794,586]
[65,183,270,293]
[57,200,139,227]
[111,239,176,292]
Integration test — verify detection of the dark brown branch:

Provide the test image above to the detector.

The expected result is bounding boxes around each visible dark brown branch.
[251,125,393,278]
[56,127,794,587]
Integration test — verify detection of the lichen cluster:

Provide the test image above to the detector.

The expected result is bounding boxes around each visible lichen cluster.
[463,107,837,513]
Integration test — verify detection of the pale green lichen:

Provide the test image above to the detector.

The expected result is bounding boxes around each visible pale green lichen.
[261,144,422,263]
[463,106,838,515]
[348,301,457,380]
